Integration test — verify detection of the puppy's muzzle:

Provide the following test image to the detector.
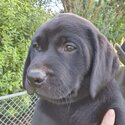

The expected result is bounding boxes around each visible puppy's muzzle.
[27,69,47,87]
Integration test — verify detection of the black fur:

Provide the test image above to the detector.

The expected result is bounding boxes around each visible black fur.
[23,13,125,125]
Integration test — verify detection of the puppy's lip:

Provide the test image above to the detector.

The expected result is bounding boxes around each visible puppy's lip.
[25,83,35,95]
[36,89,77,104]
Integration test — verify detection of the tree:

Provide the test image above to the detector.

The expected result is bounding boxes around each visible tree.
[60,0,125,43]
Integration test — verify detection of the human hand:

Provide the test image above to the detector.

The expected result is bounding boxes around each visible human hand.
[100,109,115,125]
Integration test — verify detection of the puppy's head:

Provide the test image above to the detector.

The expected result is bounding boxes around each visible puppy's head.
[23,13,118,103]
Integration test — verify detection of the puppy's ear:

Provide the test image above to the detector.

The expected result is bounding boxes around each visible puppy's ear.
[90,33,119,98]
[22,49,31,89]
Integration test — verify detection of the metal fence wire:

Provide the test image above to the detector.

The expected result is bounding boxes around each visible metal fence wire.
[0,92,38,125]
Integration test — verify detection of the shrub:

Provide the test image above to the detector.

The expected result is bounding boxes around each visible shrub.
[0,0,51,96]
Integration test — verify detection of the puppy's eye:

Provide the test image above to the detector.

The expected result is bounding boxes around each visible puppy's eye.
[33,43,39,50]
[64,43,77,52]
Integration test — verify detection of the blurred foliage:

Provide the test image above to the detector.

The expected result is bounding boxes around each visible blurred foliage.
[60,0,125,43]
[0,0,125,96]
[0,0,51,96]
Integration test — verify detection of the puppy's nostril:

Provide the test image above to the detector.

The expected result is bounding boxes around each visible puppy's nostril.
[34,78,44,83]
[27,69,47,86]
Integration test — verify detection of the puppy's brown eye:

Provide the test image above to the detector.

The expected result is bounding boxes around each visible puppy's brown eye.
[64,43,77,52]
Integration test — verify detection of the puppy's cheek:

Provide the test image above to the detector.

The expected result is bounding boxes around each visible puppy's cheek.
[36,85,70,99]
[25,79,34,95]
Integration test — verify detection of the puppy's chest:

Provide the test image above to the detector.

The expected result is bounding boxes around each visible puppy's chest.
[42,102,104,125]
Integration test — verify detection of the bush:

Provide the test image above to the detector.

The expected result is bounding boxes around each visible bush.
[0,0,51,96]
[83,1,125,43]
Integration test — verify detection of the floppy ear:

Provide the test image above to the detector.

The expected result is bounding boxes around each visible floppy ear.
[23,49,31,89]
[90,33,119,98]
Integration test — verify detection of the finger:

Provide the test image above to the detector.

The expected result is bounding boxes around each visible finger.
[100,109,115,125]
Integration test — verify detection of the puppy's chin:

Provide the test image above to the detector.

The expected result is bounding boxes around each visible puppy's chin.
[35,87,89,105]
[35,87,71,100]
[36,91,76,105]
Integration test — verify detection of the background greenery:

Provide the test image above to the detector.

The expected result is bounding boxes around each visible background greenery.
[0,0,51,96]
[0,0,125,96]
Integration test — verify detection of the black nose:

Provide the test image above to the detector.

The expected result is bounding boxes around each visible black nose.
[27,69,47,87]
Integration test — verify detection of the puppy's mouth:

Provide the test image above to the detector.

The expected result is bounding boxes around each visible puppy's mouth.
[26,77,73,99]
[36,87,89,105]
[35,86,74,101]
[26,78,82,104]
[36,89,79,104]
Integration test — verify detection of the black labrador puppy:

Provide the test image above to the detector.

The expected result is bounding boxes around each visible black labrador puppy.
[23,13,125,125]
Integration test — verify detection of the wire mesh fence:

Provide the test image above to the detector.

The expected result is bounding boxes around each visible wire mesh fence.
[0,91,38,125]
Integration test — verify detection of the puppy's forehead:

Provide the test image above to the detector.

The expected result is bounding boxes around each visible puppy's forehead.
[34,13,98,42]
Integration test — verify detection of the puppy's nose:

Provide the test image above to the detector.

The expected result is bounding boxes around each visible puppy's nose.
[27,69,46,87]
